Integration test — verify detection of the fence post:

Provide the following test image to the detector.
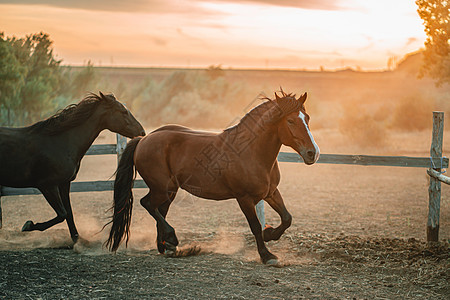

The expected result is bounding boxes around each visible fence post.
[256,200,265,229]
[116,134,127,166]
[427,111,444,242]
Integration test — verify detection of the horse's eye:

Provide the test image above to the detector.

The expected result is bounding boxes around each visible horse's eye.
[287,119,295,124]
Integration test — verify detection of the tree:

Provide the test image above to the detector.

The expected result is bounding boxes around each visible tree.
[0,32,28,125]
[416,0,450,86]
[0,32,63,126]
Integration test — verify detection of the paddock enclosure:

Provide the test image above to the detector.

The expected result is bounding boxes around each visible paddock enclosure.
[1,112,448,241]
[1,127,449,299]
[1,68,449,299]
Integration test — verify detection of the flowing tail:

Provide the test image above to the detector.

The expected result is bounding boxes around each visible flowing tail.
[105,136,142,252]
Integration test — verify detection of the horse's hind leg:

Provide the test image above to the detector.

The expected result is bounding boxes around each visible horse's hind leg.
[140,190,178,253]
[59,182,79,242]
[262,188,292,242]
[155,192,176,253]
[22,186,67,233]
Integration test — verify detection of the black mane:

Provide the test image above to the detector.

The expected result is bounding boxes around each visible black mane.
[27,94,103,135]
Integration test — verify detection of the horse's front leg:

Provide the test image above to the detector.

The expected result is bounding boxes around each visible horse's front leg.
[237,195,278,265]
[262,188,292,242]
[59,182,79,243]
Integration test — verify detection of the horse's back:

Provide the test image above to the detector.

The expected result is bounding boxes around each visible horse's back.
[136,125,219,165]
[151,124,218,136]
[135,125,232,195]
[0,126,77,187]
[0,127,32,155]
[142,125,220,159]
[0,127,38,187]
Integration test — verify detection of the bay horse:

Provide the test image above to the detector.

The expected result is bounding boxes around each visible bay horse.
[106,90,319,265]
[0,92,145,243]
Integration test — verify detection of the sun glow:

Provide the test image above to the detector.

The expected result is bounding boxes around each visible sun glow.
[0,0,426,70]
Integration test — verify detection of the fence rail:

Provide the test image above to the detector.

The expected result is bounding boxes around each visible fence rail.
[0,112,447,241]
[279,153,449,168]
[2,153,447,196]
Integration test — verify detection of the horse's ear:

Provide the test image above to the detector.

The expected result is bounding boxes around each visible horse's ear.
[275,92,280,100]
[99,91,116,103]
[298,92,307,104]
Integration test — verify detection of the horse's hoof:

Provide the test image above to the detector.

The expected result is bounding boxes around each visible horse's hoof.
[157,242,166,254]
[164,241,177,251]
[71,234,79,243]
[21,220,34,232]
[163,241,178,257]
[265,258,281,267]
[164,249,177,257]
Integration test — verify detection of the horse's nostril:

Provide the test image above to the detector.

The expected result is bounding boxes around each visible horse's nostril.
[307,150,315,159]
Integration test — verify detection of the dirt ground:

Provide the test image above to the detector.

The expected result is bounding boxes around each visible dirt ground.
[0,129,449,299]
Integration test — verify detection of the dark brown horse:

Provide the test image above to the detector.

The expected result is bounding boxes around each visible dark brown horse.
[106,91,319,265]
[0,92,145,242]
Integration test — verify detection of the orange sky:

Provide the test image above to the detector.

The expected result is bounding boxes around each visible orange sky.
[0,0,426,70]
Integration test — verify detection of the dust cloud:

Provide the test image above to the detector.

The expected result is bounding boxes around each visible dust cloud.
[0,203,246,259]
[197,228,245,255]
[0,210,158,255]
[0,229,72,251]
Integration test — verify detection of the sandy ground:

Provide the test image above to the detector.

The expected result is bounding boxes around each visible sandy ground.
[0,129,449,299]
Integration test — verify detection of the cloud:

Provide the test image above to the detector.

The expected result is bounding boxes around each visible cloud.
[208,0,345,11]
[0,0,345,12]
[0,0,206,14]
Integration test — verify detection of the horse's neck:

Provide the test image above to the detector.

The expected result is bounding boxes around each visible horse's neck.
[252,125,282,166]
[61,112,104,159]
[222,119,281,167]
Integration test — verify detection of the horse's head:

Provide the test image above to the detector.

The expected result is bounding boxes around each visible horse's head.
[98,92,146,138]
[276,92,319,165]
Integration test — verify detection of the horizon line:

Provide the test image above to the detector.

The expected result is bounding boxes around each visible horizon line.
[62,64,393,73]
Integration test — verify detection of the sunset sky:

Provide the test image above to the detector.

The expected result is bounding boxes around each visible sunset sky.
[0,0,426,70]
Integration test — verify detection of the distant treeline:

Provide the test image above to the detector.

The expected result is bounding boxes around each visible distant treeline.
[0,32,96,126]
[2,32,449,142]
[0,31,247,128]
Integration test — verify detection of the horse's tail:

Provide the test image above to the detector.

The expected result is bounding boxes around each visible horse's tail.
[105,136,142,252]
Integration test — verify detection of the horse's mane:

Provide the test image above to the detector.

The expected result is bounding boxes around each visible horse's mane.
[27,94,103,135]
[272,90,305,116]
[224,90,303,133]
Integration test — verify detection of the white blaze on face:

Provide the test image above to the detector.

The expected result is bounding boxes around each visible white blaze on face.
[299,111,320,162]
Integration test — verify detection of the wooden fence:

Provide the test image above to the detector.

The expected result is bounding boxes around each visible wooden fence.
[0,112,447,241]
